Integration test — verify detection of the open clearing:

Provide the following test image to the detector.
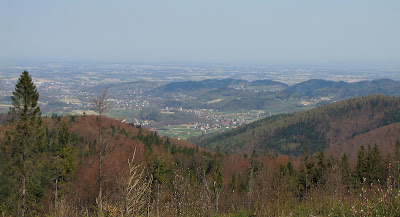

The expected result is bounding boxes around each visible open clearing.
[60,98,82,105]
[208,99,223,103]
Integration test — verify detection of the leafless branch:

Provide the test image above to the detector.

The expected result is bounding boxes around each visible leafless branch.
[92,90,109,116]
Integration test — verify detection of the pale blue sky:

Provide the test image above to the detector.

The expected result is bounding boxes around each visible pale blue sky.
[1,0,399,65]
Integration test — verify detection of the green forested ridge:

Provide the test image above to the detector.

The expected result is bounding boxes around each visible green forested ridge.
[249,79,287,86]
[149,78,288,97]
[281,78,400,99]
[149,79,248,96]
[190,95,400,155]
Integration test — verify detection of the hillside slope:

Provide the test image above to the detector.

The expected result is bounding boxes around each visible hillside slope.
[190,95,400,155]
[281,79,400,99]
[328,122,400,159]
[2,111,400,216]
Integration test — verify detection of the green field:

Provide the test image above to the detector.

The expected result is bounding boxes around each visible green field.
[157,124,203,140]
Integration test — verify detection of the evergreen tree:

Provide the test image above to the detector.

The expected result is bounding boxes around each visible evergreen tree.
[230,173,237,192]
[298,147,314,198]
[0,142,13,213]
[366,144,383,184]
[3,71,46,216]
[340,154,351,191]
[355,145,367,188]
[285,162,298,195]
[51,121,76,209]
[314,151,327,186]
[148,155,170,216]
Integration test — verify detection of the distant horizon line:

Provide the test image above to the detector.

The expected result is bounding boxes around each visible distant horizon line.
[0,58,399,68]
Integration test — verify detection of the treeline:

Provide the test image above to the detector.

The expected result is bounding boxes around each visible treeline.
[190,95,400,155]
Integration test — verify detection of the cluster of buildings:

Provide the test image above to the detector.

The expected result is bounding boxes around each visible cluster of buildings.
[162,107,267,133]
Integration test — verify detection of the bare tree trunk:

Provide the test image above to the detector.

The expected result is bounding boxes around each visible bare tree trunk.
[97,114,104,217]
[200,171,211,215]
[215,189,219,214]
[156,183,160,217]
[55,176,58,211]
[20,150,26,217]
[98,143,103,217]
[54,157,59,212]
[93,91,108,217]
[305,169,308,198]
[123,151,152,216]
[247,155,255,211]
[21,177,26,217]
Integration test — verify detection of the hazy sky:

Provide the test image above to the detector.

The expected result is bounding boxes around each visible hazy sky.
[1,0,399,65]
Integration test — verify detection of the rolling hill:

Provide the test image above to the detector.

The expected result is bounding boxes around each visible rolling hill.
[148,78,400,112]
[149,78,288,97]
[281,78,400,100]
[189,95,400,156]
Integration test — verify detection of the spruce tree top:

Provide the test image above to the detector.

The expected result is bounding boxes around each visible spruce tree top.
[10,71,41,120]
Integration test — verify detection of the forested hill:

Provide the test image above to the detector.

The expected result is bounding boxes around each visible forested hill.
[149,78,288,96]
[148,78,400,99]
[2,101,400,216]
[280,78,400,99]
[190,95,400,156]
[0,114,222,215]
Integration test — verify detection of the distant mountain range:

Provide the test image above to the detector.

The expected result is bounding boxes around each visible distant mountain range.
[189,95,400,157]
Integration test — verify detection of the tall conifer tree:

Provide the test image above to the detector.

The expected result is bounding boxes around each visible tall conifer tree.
[340,154,351,191]
[366,144,383,184]
[4,71,45,216]
[51,121,76,210]
[355,145,367,188]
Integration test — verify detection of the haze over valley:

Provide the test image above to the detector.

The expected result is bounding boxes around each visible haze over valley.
[1,64,400,140]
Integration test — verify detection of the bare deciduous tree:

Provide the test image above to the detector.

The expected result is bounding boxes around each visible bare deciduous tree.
[92,91,109,216]
[123,150,152,216]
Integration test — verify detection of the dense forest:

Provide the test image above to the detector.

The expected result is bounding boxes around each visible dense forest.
[2,71,400,216]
